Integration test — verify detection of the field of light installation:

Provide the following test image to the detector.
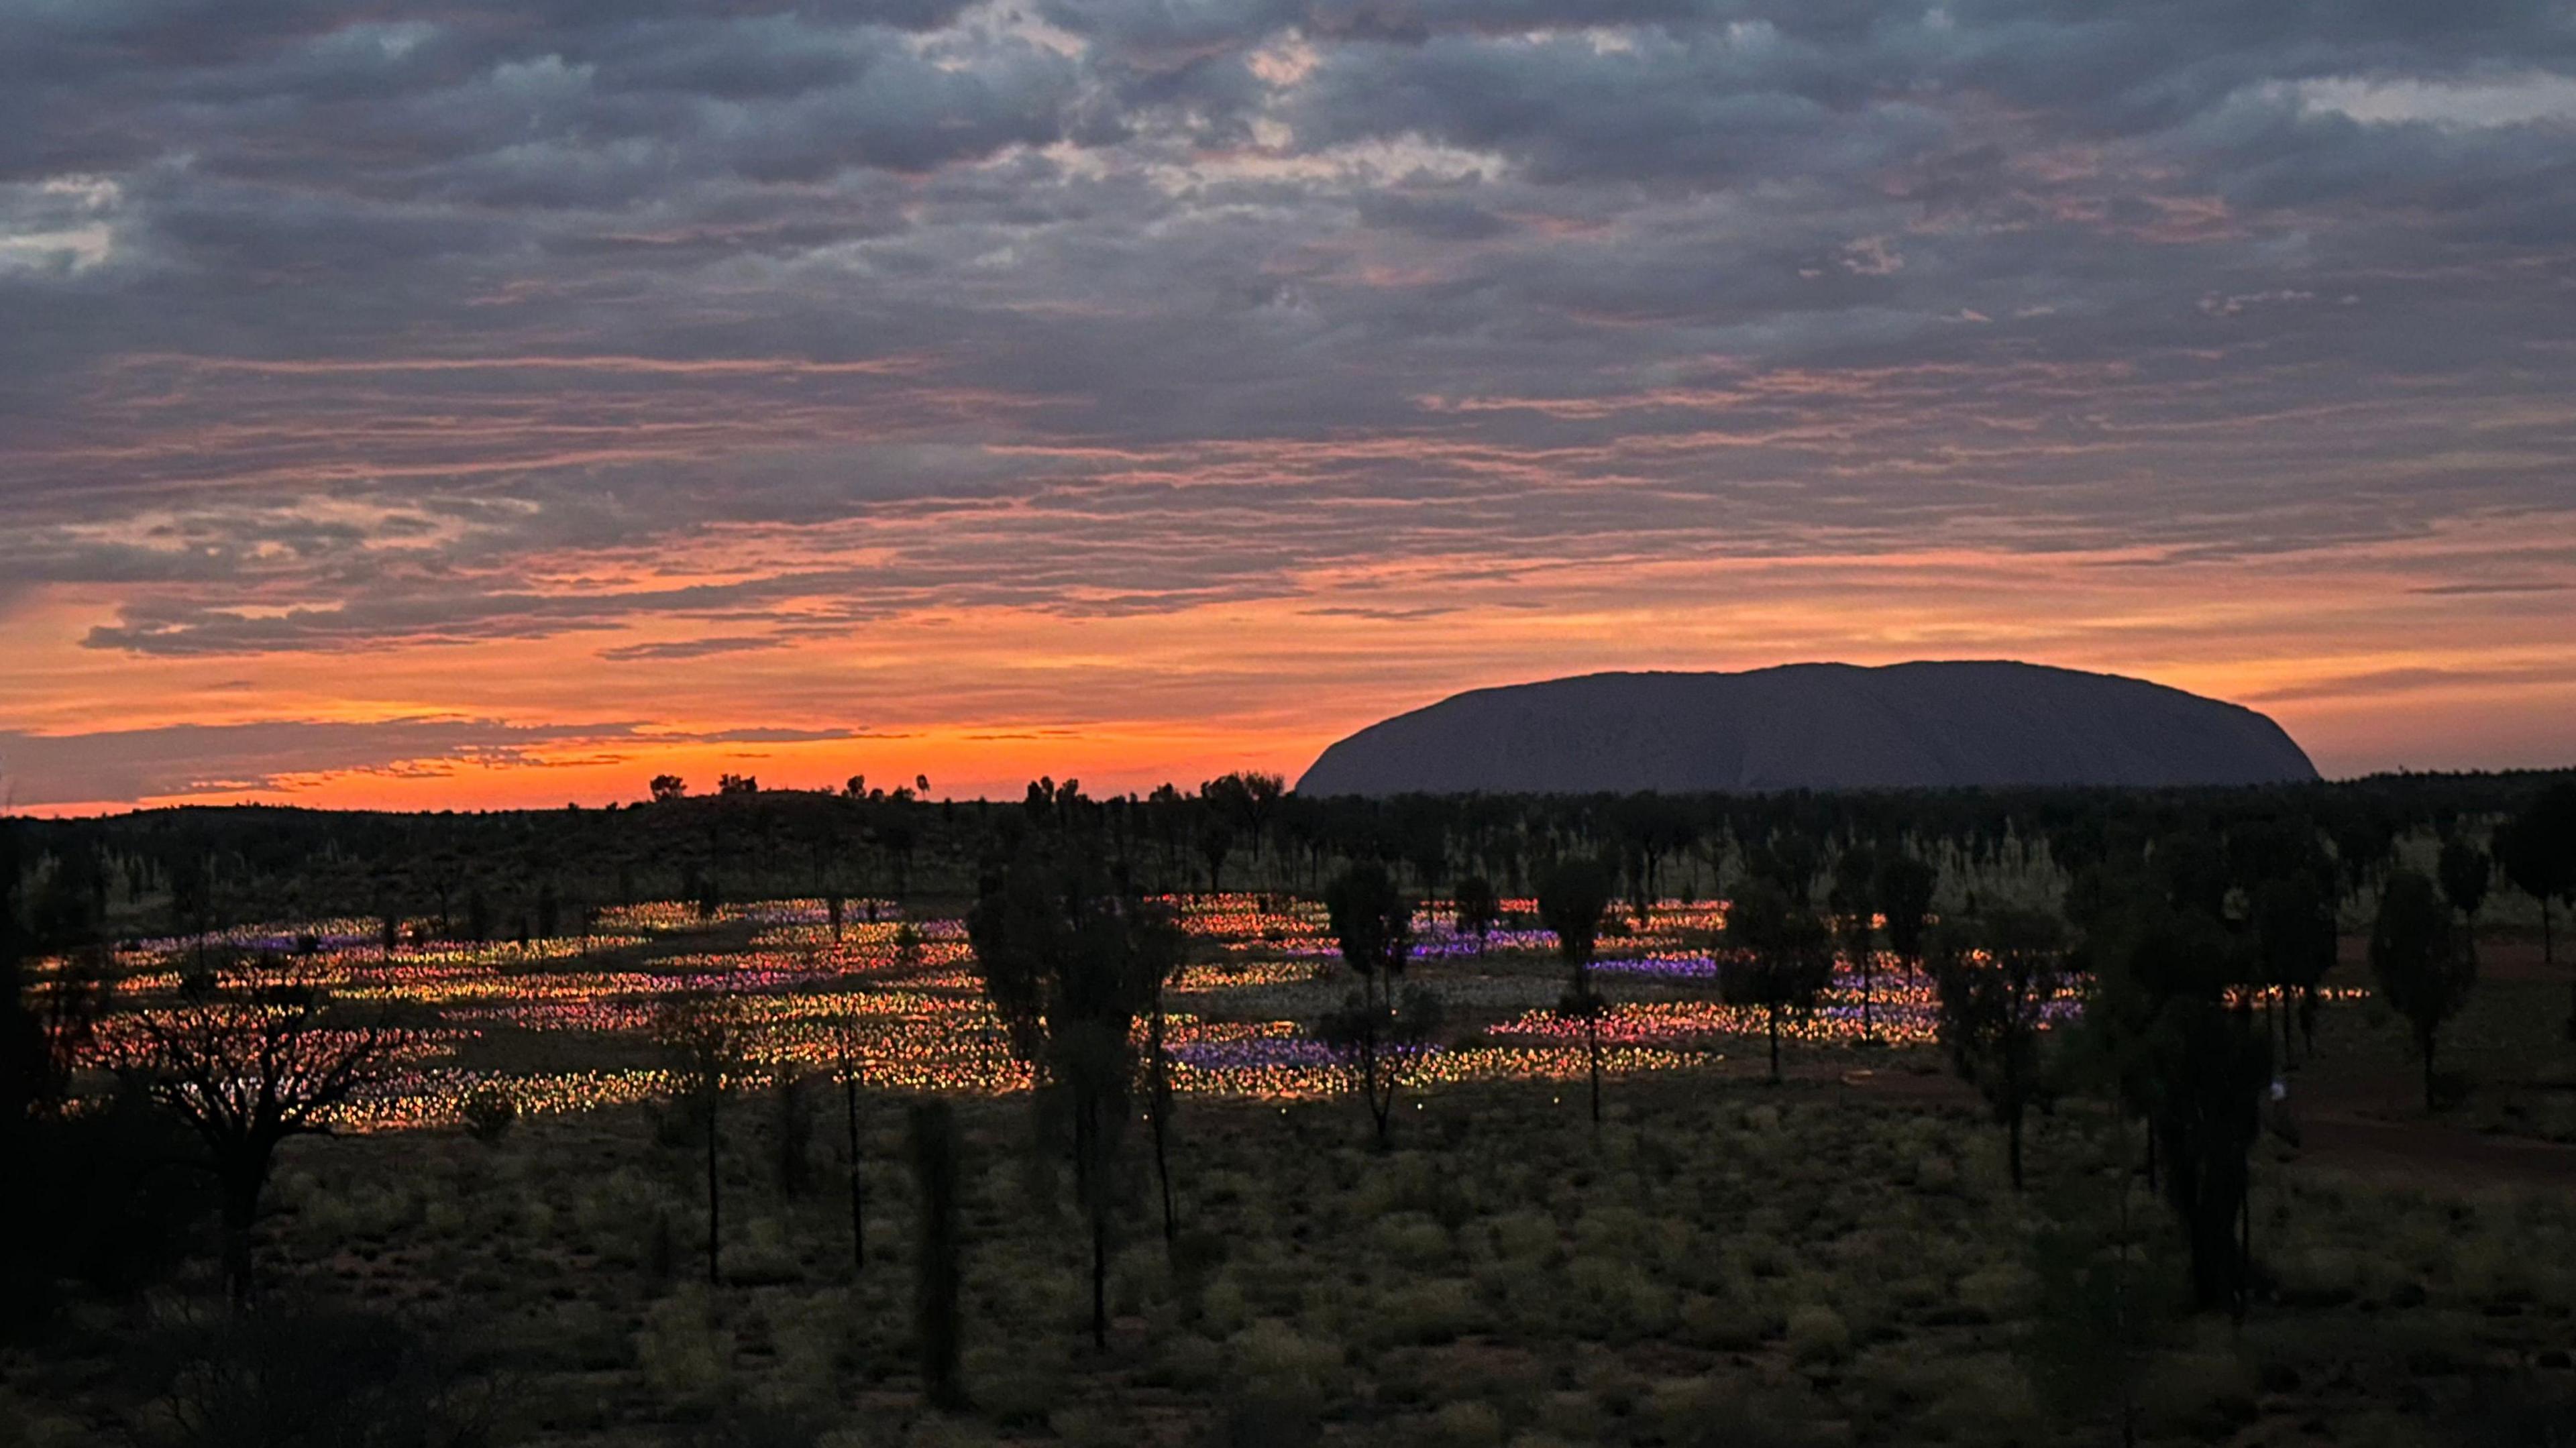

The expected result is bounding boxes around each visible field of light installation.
[58,894,2023,1134]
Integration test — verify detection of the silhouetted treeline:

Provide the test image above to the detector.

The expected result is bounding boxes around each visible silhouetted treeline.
[11,769,2575,946]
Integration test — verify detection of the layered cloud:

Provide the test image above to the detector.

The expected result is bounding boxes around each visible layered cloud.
[3,0,2573,804]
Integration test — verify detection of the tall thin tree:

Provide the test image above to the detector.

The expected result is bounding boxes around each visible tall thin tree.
[1321,862,1419,1145]
[1537,856,1614,1125]
[967,846,1174,1348]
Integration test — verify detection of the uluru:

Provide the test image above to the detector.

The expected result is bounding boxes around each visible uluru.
[1295,661,2320,797]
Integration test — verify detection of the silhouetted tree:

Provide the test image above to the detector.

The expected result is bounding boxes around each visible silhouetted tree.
[1748,832,1821,907]
[132,967,395,1310]
[1874,852,1938,981]
[655,993,749,1286]
[2250,872,2337,1064]
[967,847,1174,1348]
[837,1020,867,1275]
[1138,913,1189,1249]
[2432,836,2489,982]
[1538,856,1614,1124]
[2083,875,2268,1315]
[1831,844,1880,1040]
[1720,880,1837,1084]
[908,1099,964,1409]
[650,774,688,803]
[2370,871,2475,1112]
[1453,875,1499,955]
[2495,785,2576,1034]
[1931,909,2066,1189]
[773,1071,814,1197]
[1201,771,1285,873]
[1195,814,1236,896]
[1321,862,1420,1144]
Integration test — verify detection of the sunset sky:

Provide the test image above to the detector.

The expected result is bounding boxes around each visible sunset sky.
[4,0,2574,813]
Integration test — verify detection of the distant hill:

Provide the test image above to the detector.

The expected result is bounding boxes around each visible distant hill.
[1294,661,2319,797]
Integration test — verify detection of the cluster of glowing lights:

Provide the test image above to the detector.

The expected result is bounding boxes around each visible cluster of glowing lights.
[593,898,908,935]
[56,893,2373,1134]
[332,1067,678,1133]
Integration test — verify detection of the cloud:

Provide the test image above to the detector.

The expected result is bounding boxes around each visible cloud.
[0,718,646,805]
[599,635,791,661]
[2,0,2574,797]
[2245,664,2576,705]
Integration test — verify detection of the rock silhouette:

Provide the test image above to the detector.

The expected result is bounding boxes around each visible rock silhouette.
[1295,661,2318,797]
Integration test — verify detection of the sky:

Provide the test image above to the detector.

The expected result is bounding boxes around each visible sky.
[3,0,2574,814]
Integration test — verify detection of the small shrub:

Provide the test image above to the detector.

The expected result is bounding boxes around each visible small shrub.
[636,1286,729,1411]
[1220,1384,1323,1448]
[2277,1245,2359,1305]
[1536,1390,1604,1439]
[1491,1211,1557,1262]
[1956,1264,2039,1323]
[961,1345,1065,1427]
[1155,1332,1226,1390]
[462,1084,518,1145]
[1921,1357,2043,1445]
[1784,1305,1851,1366]
[1377,1213,1454,1269]
[1429,1400,1507,1448]
[1379,1279,1481,1345]
[1049,1405,1127,1448]
[731,1217,802,1286]
[1230,1319,1340,1395]
[1677,1293,1764,1351]
[1201,1275,1251,1335]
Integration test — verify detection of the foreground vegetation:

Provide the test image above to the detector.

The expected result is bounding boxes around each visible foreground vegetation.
[7,1064,2575,1447]
[7,772,2576,1444]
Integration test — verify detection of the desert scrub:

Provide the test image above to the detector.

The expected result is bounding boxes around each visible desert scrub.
[1488,1209,1558,1263]
[1427,1399,1507,1447]
[1197,1272,1252,1336]
[1566,1256,1676,1339]
[729,1215,802,1285]
[1784,1304,1851,1366]
[1373,1278,1482,1345]
[1230,1318,1344,1398]
[761,1289,852,1410]
[1046,1404,1130,1448]
[961,1343,1068,1427]
[1955,1262,2040,1322]
[292,1174,421,1245]
[1375,1211,1454,1270]
[1532,1389,1604,1440]
[2135,1335,2259,1439]
[576,1166,678,1263]
[1920,1353,2045,1445]
[1151,1330,1226,1390]
[636,1285,731,1412]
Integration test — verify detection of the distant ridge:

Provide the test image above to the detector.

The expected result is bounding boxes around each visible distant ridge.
[1295,661,2319,797]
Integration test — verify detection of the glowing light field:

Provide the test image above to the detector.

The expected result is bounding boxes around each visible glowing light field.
[49,893,2198,1134]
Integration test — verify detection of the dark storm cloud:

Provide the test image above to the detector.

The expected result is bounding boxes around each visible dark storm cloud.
[2,0,2573,671]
